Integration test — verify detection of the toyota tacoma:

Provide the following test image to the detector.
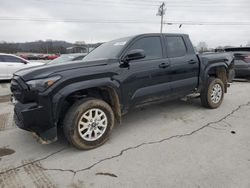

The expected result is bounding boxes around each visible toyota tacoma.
[11,33,234,149]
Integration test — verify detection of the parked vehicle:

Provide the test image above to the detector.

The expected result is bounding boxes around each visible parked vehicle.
[19,54,29,60]
[18,53,59,60]
[44,54,59,60]
[0,53,45,80]
[224,47,250,79]
[26,54,39,60]
[47,53,87,64]
[11,33,234,149]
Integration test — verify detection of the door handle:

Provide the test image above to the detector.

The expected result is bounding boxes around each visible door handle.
[188,60,197,64]
[159,62,170,68]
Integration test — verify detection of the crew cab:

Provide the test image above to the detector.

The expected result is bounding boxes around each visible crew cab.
[11,33,234,149]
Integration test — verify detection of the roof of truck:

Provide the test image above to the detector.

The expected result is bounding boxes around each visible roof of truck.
[133,33,188,37]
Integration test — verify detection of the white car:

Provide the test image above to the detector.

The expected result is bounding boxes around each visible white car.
[0,53,45,80]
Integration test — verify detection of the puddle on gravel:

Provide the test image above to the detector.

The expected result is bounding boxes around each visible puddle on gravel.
[0,148,15,157]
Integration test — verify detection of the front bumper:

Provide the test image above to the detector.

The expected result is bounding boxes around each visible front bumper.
[14,101,57,143]
[11,76,58,144]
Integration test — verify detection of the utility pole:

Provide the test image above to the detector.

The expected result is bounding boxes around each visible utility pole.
[156,2,166,33]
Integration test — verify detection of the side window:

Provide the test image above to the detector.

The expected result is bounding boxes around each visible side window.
[2,55,24,63]
[165,37,187,58]
[128,37,163,60]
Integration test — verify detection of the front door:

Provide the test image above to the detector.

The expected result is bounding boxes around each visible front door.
[120,35,172,107]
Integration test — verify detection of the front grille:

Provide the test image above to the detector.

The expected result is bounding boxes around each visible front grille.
[10,79,23,101]
[11,76,37,103]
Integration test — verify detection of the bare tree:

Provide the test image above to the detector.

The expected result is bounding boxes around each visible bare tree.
[196,42,208,53]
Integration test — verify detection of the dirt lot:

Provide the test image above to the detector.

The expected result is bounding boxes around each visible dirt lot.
[0,81,250,188]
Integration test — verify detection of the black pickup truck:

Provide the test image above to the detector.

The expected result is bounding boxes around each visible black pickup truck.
[11,33,234,149]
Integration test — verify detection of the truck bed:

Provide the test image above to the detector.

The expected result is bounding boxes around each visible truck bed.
[198,52,234,66]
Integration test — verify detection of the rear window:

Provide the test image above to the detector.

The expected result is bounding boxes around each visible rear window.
[165,37,187,58]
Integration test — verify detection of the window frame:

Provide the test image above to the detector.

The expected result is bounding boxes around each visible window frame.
[121,35,165,62]
[165,36,188,58]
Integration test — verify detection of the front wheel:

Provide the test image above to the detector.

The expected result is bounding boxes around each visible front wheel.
[200,78,225,109]
[63,98,115,150]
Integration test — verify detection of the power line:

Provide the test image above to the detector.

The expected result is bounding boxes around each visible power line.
[0,17,158,24]
[73,0,159,6]
[1,17,250,26]
[36,0,159,5]
[4,0,248,12]
[165,21,250,26]
[18,0,250,9]
[33,0,159,7]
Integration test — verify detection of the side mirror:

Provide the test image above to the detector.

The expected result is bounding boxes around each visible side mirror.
[123,49,146,63]
[22,60,28,64]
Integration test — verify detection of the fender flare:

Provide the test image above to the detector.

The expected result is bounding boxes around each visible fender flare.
[51,78,121,124]
[199,62,229,91]
[204,63,228,78]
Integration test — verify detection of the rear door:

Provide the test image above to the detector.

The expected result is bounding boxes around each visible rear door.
[120,35,172,106]
[165,35,199,96]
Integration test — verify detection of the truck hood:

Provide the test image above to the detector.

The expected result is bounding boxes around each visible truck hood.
[14,58,111,81]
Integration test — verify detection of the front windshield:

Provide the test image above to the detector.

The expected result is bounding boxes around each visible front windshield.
[49,54,80,64]
[83,36,132,61]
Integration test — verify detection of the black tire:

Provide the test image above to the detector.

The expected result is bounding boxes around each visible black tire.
[200,78,225,109]
[63,98,115,150]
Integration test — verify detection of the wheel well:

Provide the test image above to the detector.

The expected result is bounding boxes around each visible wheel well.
[59,86,121,126]
[208,66,228,92]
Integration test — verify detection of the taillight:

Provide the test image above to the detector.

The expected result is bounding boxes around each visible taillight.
[244,55,250,59]
[243,55,250,63]
[235,54,250,62]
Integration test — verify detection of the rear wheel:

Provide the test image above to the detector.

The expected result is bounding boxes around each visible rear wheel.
[200,78,224,109]
[63,98,115,150]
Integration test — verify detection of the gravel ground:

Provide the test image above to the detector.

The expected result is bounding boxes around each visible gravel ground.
[0,81,250,188]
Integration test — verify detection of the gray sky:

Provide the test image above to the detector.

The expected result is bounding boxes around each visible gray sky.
[0,0,249,47]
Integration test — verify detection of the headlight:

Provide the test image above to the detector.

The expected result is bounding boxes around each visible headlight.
[26,75,61,92]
